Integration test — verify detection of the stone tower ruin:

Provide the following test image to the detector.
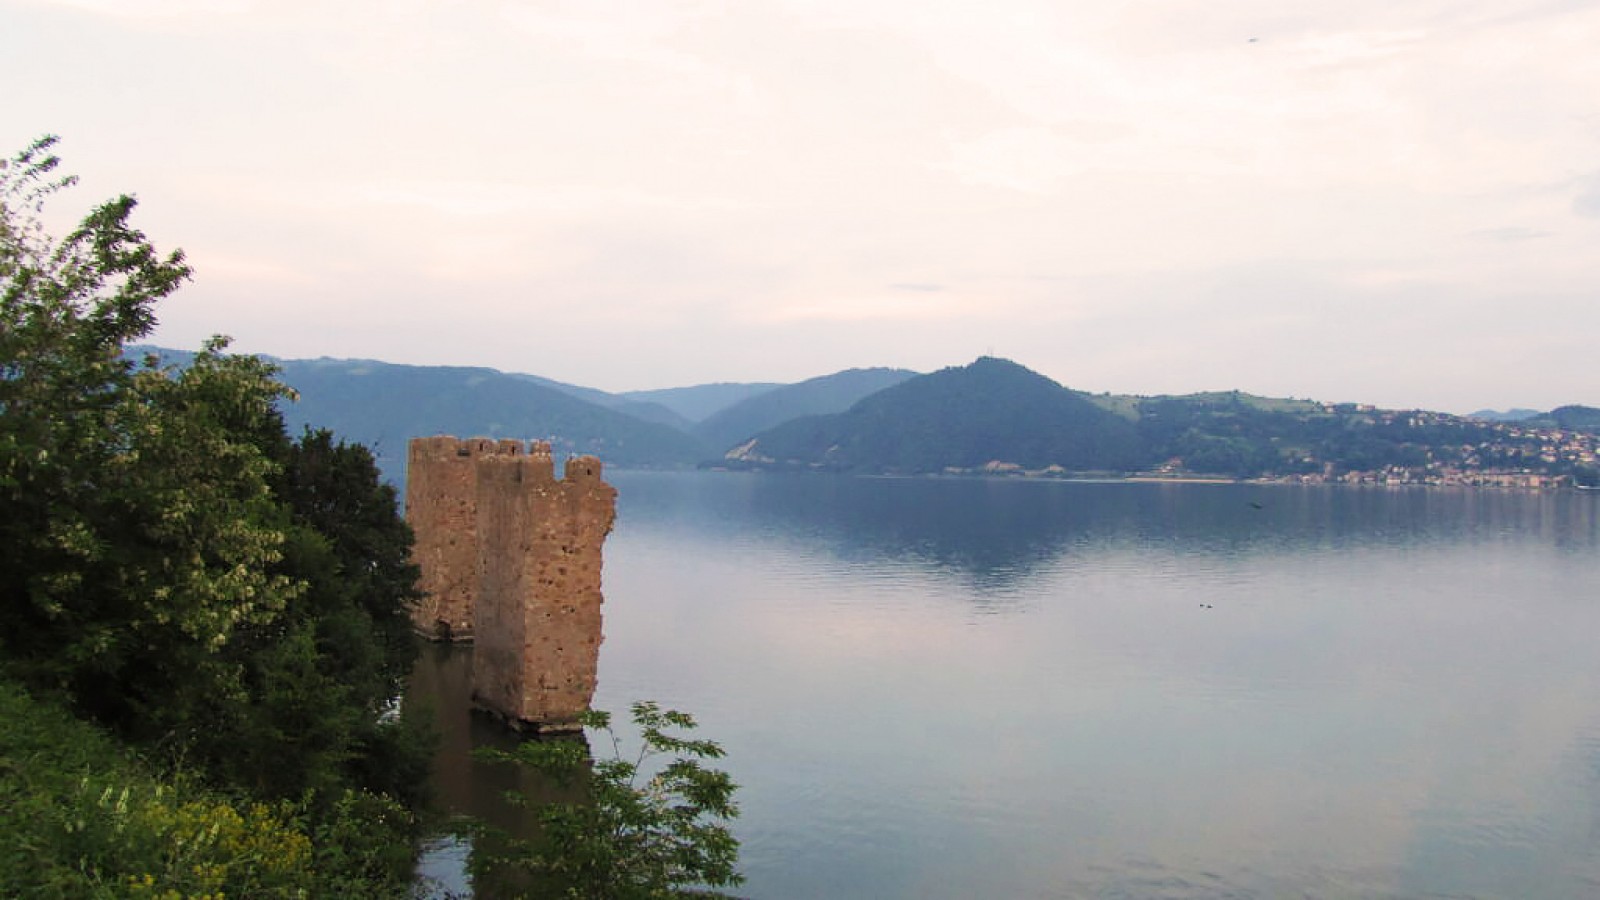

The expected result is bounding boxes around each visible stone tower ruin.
[405,436,617,732]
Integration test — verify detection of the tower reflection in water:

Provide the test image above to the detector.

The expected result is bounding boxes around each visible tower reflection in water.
[409,641,592,898]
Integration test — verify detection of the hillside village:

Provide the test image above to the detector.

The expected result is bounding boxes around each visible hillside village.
[1195,406,1599,488]
[956,403,1599,488]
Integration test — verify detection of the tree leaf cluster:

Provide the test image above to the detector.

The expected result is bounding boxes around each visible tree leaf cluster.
[0,137,430,890]
[476,701,744,899]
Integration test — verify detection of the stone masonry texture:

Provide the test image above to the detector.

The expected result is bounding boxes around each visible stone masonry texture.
[405,436,617,731]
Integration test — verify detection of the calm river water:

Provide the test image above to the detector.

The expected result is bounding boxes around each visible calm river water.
[412,472,1600,899]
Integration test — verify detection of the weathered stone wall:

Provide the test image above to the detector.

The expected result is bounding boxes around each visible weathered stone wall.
[405,436,524,639]
[473,449,616,731]
[405,435,616,731]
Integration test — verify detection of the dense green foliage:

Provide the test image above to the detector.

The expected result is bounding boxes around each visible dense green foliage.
[1536,404,1600,433]
[477,703,743,899]
[0,673,425,898]
[0,677,321,898]
[694,366,918,453]
[1,137,428,894]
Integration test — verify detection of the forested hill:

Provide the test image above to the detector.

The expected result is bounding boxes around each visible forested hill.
[726,359,1600,485]
[276,359,715,472]
[1537,405,1600,432]
[728,358,1145,474]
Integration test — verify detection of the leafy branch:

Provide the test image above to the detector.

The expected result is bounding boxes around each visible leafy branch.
[477,701,743,899]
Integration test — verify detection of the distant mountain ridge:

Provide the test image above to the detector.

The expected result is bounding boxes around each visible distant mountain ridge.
[126,346,1598,486]
[273,359,716,474]
[1469,408,1542,422]
[126,347,716,477]
[122,347,925,478]
[505,373,695,431]
[618,383,784,423]
[695,367,918,453]
[730,358,1143,473]
[726,358,1600,486]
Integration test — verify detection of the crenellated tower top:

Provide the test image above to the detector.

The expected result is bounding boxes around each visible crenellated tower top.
[407,435,610,488]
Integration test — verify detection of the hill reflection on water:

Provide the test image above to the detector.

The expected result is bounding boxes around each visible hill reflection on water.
[615,472,1598,588]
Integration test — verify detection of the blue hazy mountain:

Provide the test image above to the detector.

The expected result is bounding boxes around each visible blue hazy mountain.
[695,367,919,452]
[504,372,696,431]
[126,347,712,476]
[728,357,1145,473]
[1469,408,1542,422]
[126,347,1596,481]
[617,382,785,423]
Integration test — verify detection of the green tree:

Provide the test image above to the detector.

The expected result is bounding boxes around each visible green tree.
[479,702,744,899]
[0,137,297,729]
[1,136,431,890]
[197,428,432,808]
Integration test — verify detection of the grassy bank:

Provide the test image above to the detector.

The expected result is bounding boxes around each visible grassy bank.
[0,677,416,898]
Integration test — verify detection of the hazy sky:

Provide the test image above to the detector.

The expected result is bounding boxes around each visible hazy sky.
[5,0,1598,411]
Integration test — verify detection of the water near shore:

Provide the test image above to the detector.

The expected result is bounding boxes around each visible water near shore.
[413,472,1600,899]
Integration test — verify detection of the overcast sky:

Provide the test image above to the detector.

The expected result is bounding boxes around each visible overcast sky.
[5,0,1598,411]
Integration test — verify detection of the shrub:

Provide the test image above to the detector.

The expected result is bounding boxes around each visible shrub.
[477,702,743,899]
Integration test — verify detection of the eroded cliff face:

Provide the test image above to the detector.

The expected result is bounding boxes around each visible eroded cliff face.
[405,436,616,731]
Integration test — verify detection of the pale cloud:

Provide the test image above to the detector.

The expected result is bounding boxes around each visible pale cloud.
[350,180,751,218]
[28,0,252,17]
[194,252,316,286]
[937,127,1090,193]
[497,1,719,77]
[765,287,1002,324]
[1573,174,1600,218]
[1467,226,1551,241]
[2,0,1598,408]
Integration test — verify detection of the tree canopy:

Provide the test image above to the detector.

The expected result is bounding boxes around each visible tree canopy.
[1,136,430,891]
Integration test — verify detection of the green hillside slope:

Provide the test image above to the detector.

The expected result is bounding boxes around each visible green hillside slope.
[733,357,1144,473]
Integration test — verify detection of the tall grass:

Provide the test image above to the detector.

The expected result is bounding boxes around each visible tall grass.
[0,678,326,898]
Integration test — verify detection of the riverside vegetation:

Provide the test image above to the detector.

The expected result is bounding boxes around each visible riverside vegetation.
[0,137,741,898]
[1,136,431,895]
